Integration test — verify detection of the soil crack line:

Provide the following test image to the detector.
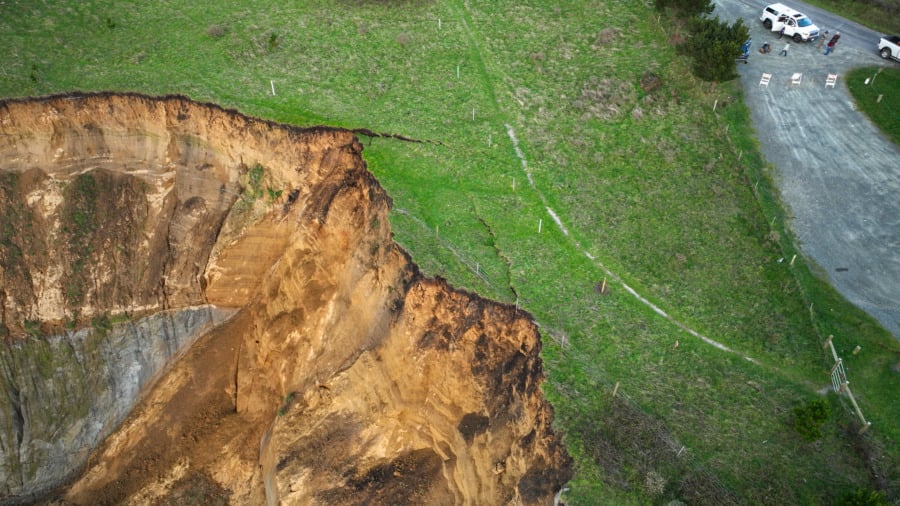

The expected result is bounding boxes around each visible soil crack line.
[350,128,442,145]
[393,208,490,286]
[475,214,516,300]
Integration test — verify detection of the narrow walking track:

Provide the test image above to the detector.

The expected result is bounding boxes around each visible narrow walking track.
[504,124,759,364]
[426,0,766,363]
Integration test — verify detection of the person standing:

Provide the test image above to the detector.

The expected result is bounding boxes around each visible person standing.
[825,32,841,55]
[780,42,790,56]
[774,15,786,39]
[817,30,829,49]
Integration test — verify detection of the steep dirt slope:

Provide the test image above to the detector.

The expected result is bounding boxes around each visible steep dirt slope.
[0,93,570,504]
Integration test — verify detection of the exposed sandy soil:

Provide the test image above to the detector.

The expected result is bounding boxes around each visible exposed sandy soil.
[0,93,570,504]
[63,310,257,505]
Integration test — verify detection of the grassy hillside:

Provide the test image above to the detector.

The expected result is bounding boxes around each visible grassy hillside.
[847,66,900,145]
[1,0,897,504]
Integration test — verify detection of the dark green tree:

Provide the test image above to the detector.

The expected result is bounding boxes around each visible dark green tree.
[679,17,749,83]
[837,488,889,506]
[791,398,831,441]
[654,0,713,17]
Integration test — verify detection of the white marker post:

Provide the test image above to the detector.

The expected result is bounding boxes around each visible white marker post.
[270,80,276,96]
[538,219,542,234]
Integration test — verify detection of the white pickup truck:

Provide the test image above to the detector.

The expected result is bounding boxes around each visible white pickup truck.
[878,35,900,61]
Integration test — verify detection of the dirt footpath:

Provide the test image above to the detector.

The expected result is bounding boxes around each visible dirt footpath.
[714,0,900,338]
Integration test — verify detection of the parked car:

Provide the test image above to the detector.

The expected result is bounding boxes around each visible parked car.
[878,35,900,61]
[760,3,821,42]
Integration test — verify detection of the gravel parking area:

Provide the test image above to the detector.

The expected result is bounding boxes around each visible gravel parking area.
[715,0,900,338]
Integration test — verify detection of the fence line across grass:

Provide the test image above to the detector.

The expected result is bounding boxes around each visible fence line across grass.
[822,334,872,434]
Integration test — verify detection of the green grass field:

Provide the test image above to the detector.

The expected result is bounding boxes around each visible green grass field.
[1,1,898,504]
[847,66,900,145]
[801,0,900,35]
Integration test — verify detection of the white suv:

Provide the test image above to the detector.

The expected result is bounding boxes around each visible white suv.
[760,3,821,42]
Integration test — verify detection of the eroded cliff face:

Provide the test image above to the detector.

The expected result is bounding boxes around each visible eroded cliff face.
[0,93,570,504]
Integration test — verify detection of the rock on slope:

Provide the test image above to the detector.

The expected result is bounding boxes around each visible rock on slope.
[0,93,570,504]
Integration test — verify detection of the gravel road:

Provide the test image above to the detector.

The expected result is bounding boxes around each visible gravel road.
[714,0,900,338]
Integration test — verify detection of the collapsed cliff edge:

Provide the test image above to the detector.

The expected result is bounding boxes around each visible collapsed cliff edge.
[0,93,571,505]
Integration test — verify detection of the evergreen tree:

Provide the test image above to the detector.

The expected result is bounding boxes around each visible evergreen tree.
[679,17,749,83]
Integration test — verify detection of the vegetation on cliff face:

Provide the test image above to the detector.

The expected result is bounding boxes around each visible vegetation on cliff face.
[0,306,228,498]
[0,172,37,337]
